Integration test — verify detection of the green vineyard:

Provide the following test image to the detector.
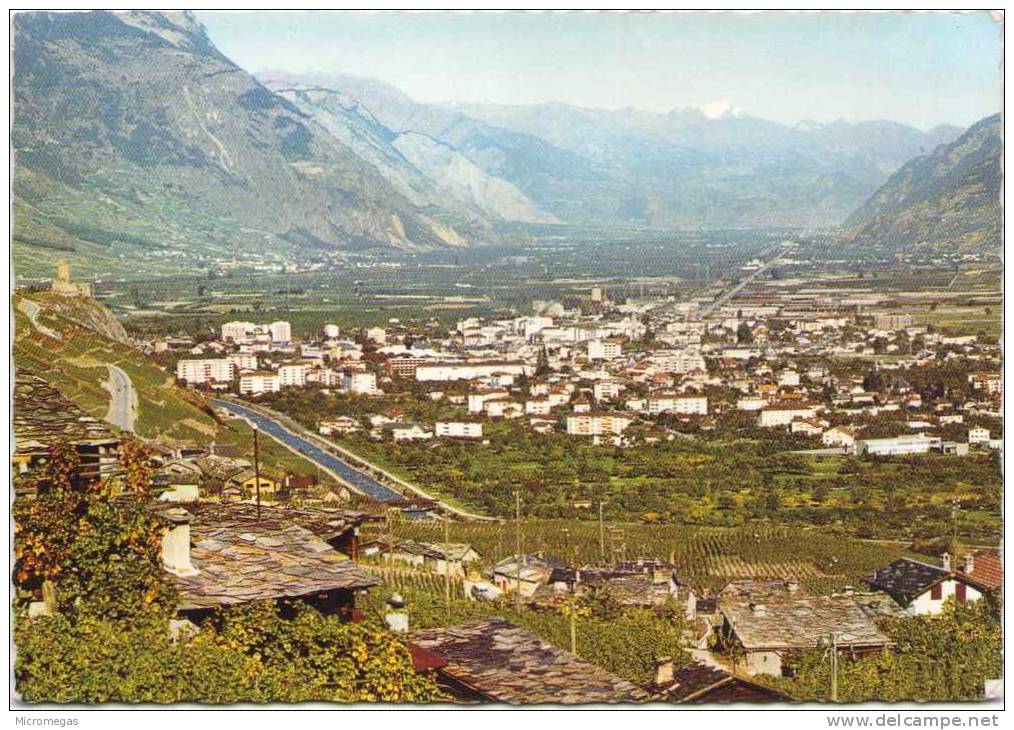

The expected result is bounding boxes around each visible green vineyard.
[364,520,925,594]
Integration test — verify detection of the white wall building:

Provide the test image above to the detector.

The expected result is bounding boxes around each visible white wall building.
[278,364,307,388]
[435,421,483,439]
[342,371,379,395]
[416,361,527,382]
[239,373,281,396]
[647,395,708,415]
[566,413,633,436]
[588,340,623,360]
[177,359,236,385]
[757,406,818,428]
[269,321,292,344]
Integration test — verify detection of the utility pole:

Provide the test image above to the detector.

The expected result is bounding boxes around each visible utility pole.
[444,518,451,620]
[515,490,522,615]
[829,632,839,703]
[252,422,262,522]
[598,500,606,563]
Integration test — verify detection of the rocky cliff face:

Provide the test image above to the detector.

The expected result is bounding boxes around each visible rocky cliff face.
[848,114,1001,252]
[12,10,473,272]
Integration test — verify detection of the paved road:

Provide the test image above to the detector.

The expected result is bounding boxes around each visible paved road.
[211,399,406,503]
[17,298,61,339]
[699,244,787,319]
[105,365,136,433]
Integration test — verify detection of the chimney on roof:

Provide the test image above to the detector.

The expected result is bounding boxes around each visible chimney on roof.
[962,553,975,574]
[162,507,198,577]
[786,579,800,594]
[385,592,409,633]
[749,602,767,615]
[654,656,675,688]
[941,553,952,572]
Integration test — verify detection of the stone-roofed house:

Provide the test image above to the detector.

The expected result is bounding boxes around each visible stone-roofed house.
[411,618,649,704]
[153,502,378,620]
[13,372,120,487]
[718,594,892,676]
[650,659,792,704]
[866,555,991,615]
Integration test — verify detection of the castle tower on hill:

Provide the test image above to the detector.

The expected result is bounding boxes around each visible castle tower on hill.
[51,259,92,298]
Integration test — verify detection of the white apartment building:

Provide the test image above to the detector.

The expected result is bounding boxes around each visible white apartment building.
[227,354,258,371]
[323,324,341,339]
[588,340,623,360]
[342,371,379,395]
[757,406,819,428]
[468,390,509,414]
[566,413,633,437]
[648,350,707,374]
[416,361,527,382]
[278,364,307,388]
[969,427,991,444]
[647,395,708,415]
[593,381,622,401]
[435,421,484,439]
[221,321,256,342]
[177,358,236,385]
[525,399,553,415]
[239,372,281,396]
[778,370,801,387]
[484,399,523,419]
[269,321,292,344]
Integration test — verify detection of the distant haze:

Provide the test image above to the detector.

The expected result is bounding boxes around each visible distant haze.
[198,10,1001,130]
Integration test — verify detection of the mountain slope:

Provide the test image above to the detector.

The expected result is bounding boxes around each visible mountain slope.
[264,81,557,225]
[847,113,1001,252]
[12,11,471,278]
[294,72,964,229]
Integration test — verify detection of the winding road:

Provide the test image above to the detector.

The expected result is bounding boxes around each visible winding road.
[17,298,61,340]
[211,398,495,521]
[105,365,137,433]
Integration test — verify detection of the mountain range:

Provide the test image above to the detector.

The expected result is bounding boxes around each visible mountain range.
[847,113,1002,252]
[11,10,1001,269]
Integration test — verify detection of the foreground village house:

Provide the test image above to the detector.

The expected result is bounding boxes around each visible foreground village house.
[409,618,649,704]
[865,555,994,615]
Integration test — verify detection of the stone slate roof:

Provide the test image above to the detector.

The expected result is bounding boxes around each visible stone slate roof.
[411,618,649,704]
[157,503,377,611]
[655,661,792,703]
[14,372,117,451]
[721,595,892,652]
[865,558,949,600]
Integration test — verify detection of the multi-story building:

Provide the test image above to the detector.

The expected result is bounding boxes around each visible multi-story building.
[647,394,708,415]
[757,405,819,428]
[415,361,527,382]
[588,340,623,360]
[468,390,509,414]
[566,413,633,437]
[227,354,258,371]
[176,359,236,385]
[269,321,292,344]
[221,321,256,343]
[435,421,484,439]
[593,381,622,401]
[239,372,281,396]
[278,364,307,388]
[342,371,379,395]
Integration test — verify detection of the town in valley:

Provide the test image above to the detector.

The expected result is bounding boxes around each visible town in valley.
[10,9,1003,708]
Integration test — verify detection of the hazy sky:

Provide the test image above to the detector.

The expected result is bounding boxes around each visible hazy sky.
[198,10,1001,129]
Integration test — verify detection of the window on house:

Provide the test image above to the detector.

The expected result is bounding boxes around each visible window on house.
[930,584,942,600]
[956,583,967,603]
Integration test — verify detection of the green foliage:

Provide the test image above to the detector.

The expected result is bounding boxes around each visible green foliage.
[768,599,1003,702]
[13,445,175,620]
[15,602,440,704]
